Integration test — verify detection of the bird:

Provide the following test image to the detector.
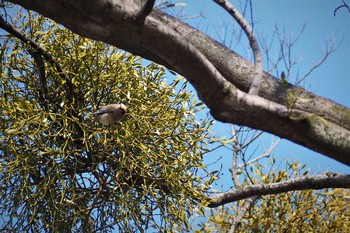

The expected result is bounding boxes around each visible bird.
[92,103,127,125]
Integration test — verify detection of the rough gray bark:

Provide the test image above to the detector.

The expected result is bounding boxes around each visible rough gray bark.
[6,0,350,165]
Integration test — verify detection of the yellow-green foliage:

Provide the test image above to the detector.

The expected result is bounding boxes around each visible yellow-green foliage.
[244,188,350,233]
[0,10,214,232]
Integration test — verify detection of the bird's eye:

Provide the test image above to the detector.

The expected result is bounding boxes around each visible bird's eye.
[121,110,126,114]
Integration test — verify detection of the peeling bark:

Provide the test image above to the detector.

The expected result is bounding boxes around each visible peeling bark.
[6,0,350,165]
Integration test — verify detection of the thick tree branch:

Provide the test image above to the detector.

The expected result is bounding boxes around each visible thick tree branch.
[213,0,263,95]
[154,11,350,131]
[208,172,350,208]
[5,0,350,165]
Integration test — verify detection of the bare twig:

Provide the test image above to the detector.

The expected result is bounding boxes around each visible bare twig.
[274,22,306,82]
[259,22,307,79]
[295,35,340,85]
[240,138,281,167]
[213,0,263,95]
[240,131,263,149]
[156,1,192,20]
[208,172,350,207]
[259,21,339,87]
[334,0,350,16]
[82,171,104,232]
[156,1,187,10]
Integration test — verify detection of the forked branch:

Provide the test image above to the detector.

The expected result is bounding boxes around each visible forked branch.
[334,0,350,16]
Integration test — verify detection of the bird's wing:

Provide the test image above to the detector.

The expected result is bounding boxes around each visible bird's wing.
[96,104,119,115]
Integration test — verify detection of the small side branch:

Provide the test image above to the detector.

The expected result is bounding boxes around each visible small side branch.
[213,0,263,95]
[334,0,350,16]
[28,48,49,109]
[208,172,350,208]
[135,0,156,24]
[229,124,241,188]
[229,196,259,232]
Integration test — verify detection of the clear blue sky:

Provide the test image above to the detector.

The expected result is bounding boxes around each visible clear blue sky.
[164,0,350,185]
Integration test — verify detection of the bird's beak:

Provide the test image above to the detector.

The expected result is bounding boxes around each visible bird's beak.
[120,105,127,114]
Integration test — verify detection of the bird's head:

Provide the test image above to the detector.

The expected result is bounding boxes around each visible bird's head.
[119,104,127,114]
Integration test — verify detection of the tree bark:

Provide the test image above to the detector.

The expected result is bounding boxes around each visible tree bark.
[208,173,350,208]
[6,0,350,165]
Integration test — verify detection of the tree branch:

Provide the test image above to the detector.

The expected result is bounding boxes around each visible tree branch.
[27,48,49,111]
[213,0,263,95]
[135,0,156,24]
[154,11,350,131]
[229,196,259,232]
[239,137,280,167]
[229,125,241,188]
[208,172,350,208]
[334,0,350,16]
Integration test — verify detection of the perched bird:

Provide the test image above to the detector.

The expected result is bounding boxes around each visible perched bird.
[92,103,127,125]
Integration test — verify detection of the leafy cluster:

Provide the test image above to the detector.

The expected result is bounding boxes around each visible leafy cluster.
[0,10,214,232]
